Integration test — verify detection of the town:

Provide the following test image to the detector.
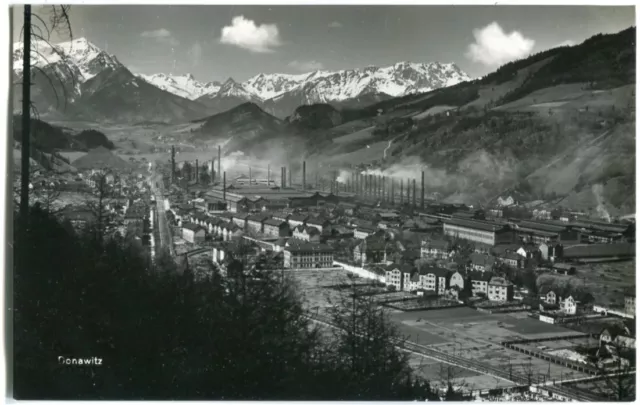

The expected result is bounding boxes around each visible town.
[11,4,635,401]
[100,145,634,401]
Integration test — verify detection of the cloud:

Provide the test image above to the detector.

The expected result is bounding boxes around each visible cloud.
[328,21,343,28]
[219,15,281,53]
[466,22,535,67]
[187,41,203,67]
[140,28,179,46]
[288,60,324,71]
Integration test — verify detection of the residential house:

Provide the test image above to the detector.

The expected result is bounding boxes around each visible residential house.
[468,271,492,297]
[540,287,559,305]
[469,253,496,272]
[385,264,414,291]
[182,222,206,244]
[283,243,334,269]
[563,295,578,315]
[292,225,321,243]
[421,239,452,260]
[600,324,633,346]
[263,219,291,238]
[488,277,514,302]
[625,289,635,316]
[288,214,309,229]
[449,271,465,292]
[353,238,387,264]
[354,225,377,239]
[307,217,332,234]
[499,252,524,269]
[418,266,450,295]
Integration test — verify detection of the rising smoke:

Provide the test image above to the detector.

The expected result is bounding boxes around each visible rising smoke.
[591,183,612,223]
[337,150,520,203]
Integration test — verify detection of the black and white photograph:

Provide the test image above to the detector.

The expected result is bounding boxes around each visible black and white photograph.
[6,2,637,401]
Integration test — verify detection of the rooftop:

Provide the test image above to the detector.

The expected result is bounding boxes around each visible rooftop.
[444,218,511,233]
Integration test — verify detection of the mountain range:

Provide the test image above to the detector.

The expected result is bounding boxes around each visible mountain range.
[12,37,471,122]
[189,27,635,214]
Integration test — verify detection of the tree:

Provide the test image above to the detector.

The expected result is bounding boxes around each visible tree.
[591,341,636,401]
[85,170,117,243]
[18,5,73,229]
[325,281,438,400]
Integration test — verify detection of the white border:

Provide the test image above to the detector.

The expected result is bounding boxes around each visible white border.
[1,2,637,405]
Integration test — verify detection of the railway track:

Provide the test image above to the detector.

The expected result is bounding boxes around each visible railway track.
[305,313,603,401]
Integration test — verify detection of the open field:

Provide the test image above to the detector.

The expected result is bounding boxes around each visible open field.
[498,83,634,113]
[289,270,596,390]
[538,260,635,307]
[389,307,594,384]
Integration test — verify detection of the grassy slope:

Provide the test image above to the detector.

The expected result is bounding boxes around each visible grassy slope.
[304,28,635,212]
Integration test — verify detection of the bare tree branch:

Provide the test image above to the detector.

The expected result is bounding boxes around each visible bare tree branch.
[30,65,60,108]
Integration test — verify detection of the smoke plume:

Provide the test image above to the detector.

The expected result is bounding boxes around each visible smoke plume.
[591,184,611,223]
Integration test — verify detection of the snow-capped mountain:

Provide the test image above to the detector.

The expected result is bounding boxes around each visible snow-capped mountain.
[12,37,207,122]
[243,62,470,103]
[192,61,471,117]
[13,37,121,82]
[195,78,263,114]
[12,37,471,120]
[136,73,221,100]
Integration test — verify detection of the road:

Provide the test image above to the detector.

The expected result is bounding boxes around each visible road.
[151,170,174,257]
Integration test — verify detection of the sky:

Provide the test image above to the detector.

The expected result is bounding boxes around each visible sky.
[11,5,635,83]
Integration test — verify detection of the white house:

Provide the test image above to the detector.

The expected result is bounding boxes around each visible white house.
[563,295,577,315]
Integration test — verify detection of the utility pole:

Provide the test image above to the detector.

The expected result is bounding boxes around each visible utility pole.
[20,4,32,230]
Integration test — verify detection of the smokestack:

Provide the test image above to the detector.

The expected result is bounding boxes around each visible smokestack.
[217,145,221,184]
[373,175,377,199]
[195,159,199,184]
[391,178,395,206]
[421,171,425,209]
[223,171,226,201]
[267,164,270,186]
[249,167,252,186]
[380,176,389,201]
[412,179,417,208]
[303,161,306,191]
[288,165,292,187]
[407,178,411,205]
[283,167,287,188]
[211,158,215,183]
[400,179,404,205]
[170,146,176,184]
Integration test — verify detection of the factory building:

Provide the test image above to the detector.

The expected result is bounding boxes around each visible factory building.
[443,218,514,247]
